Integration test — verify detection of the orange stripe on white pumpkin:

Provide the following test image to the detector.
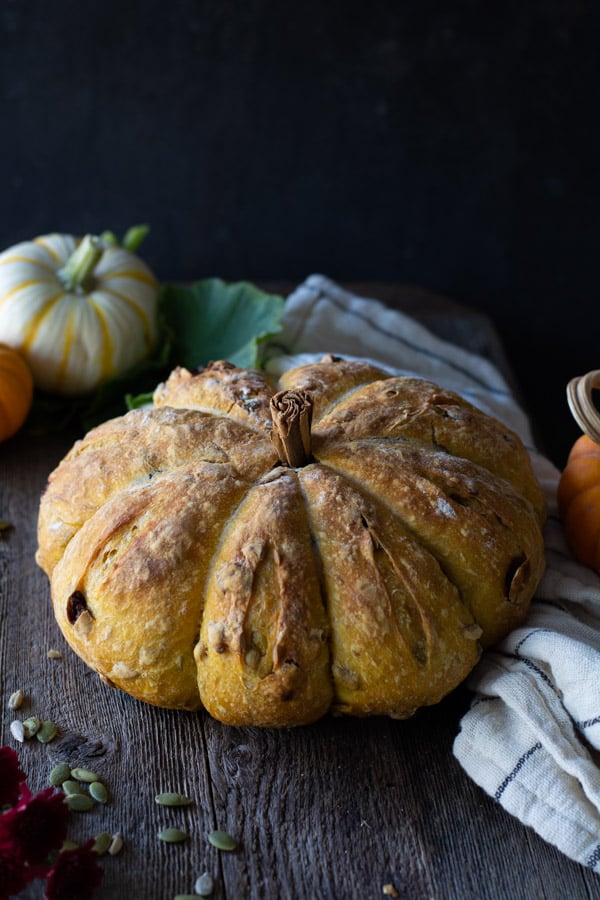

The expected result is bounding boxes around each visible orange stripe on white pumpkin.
[33,236,63,264]
[0,255,57,273]
[96,286,157,347]
[0,278,57,311]
[88,299,115,378]
[20,291,68,353]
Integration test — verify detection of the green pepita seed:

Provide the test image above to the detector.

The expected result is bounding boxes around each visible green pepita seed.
[155,792,193,807]
[63,779,88,796]
[92,832,112,855]
[173,896,199,900]
[36,721,58,743]
[22,716,41,738]
[89,781,108,803]
[0,520,12,531]
[71,767,100,783]
[49,762,72,787]
[207,829,237,851]
[64,792,95,812]
[60,839,79,852]
[158,827,188,843]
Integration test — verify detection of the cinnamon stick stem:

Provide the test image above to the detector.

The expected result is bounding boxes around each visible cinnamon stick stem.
[270,390,313,467]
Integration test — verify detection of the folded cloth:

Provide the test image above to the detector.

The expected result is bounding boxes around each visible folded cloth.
[266,274,600,873]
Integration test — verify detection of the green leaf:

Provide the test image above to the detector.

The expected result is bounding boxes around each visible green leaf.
[159,279,285,370]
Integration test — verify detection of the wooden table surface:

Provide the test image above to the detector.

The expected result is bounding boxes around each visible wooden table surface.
[2,285,599,900]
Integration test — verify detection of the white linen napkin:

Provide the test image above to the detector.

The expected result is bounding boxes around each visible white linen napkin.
[266,274,600,872]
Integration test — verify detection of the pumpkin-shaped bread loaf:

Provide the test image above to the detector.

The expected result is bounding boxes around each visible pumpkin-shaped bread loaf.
[36,357,546,727]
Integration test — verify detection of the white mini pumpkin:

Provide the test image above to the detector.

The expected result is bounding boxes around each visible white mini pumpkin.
[0,232,159,395]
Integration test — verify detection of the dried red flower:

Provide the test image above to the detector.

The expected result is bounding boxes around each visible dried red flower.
[0,747,103,900]
[44,840,104,900]
[0,745,26,808]
[0,851,35,900]
[0,784,68,864]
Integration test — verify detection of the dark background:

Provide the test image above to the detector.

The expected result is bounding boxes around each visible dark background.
[1,0,598,467]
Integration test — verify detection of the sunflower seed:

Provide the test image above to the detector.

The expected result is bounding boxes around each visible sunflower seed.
[49,762,72,787]
[10,720,25,742]
[155,792,193,807]
[195,872,215,896]
[158,827,188,843]
[64,792,95,812]
[207,830,237,851]
[108,832,123,856]
[8,690,24,710]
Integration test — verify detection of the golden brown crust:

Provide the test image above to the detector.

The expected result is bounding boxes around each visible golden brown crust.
[153,361,274,429]
[37,358,546,726]
[196,468,332,726]
[312,374,546,525]
[298,465,481,717]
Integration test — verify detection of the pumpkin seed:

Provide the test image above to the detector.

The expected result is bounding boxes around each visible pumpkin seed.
[22,716,41,738]
[108,832,123,856]
[47,648,63,659]
[60,839,79,852]
[8,690,24,710]
[71,767,101,783]
[155,792,193,807]
[463,623,483,641]
[89,781,108,803]
[207,829,237,851]
[50,762,72,787]
[36,720,58,743]
[92,832,112,855]
[64,792,95,812]
[0,520,12,531]
[158,827,188,843]
[63,779,88,796]
[173,896,199,900]
[195,872,215,896]
[10,720,25,742]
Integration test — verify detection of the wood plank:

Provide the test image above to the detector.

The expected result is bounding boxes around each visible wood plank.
[1,287,598,900]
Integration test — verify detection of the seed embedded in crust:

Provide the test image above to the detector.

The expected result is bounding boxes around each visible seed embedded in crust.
[66,590,88,624]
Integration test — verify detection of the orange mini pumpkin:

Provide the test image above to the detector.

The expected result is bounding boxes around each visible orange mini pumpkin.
[559,370,600,573]
[558,435,600,572]
[0,343,34,443]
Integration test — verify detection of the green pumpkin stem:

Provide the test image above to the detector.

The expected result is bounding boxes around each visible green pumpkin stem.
[58,235,104,292]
